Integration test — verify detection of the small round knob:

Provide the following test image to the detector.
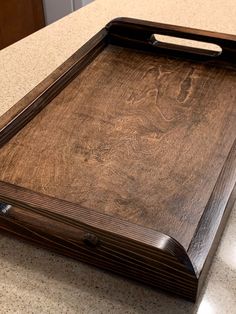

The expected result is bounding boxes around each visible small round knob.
[83,232,100,248]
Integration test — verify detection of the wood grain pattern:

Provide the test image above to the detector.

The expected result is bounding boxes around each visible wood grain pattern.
[0,45,235,248]
[0,18,235,301]
[188,139,236,274]
[0,29,108,147]
[0,205,197,300]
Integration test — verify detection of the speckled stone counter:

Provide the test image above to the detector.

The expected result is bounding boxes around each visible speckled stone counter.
[0,0,236,313]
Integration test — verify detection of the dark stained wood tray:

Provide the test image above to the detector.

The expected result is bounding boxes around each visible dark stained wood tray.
[0,18,235,301]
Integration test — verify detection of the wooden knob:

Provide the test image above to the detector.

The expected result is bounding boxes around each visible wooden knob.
[83,232,99,248]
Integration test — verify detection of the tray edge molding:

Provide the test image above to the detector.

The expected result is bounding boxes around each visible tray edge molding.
[188,139,236,275]
[0,180,198,300]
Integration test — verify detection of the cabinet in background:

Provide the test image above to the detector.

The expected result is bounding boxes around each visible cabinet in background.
[0,0,45,49]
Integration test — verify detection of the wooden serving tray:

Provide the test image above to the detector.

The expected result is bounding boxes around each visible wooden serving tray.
[0,18,235,301]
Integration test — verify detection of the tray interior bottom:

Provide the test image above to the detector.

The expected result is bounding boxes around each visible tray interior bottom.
[0,44,235,249]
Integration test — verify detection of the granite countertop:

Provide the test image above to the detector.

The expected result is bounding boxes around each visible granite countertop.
[0,0,235,313]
